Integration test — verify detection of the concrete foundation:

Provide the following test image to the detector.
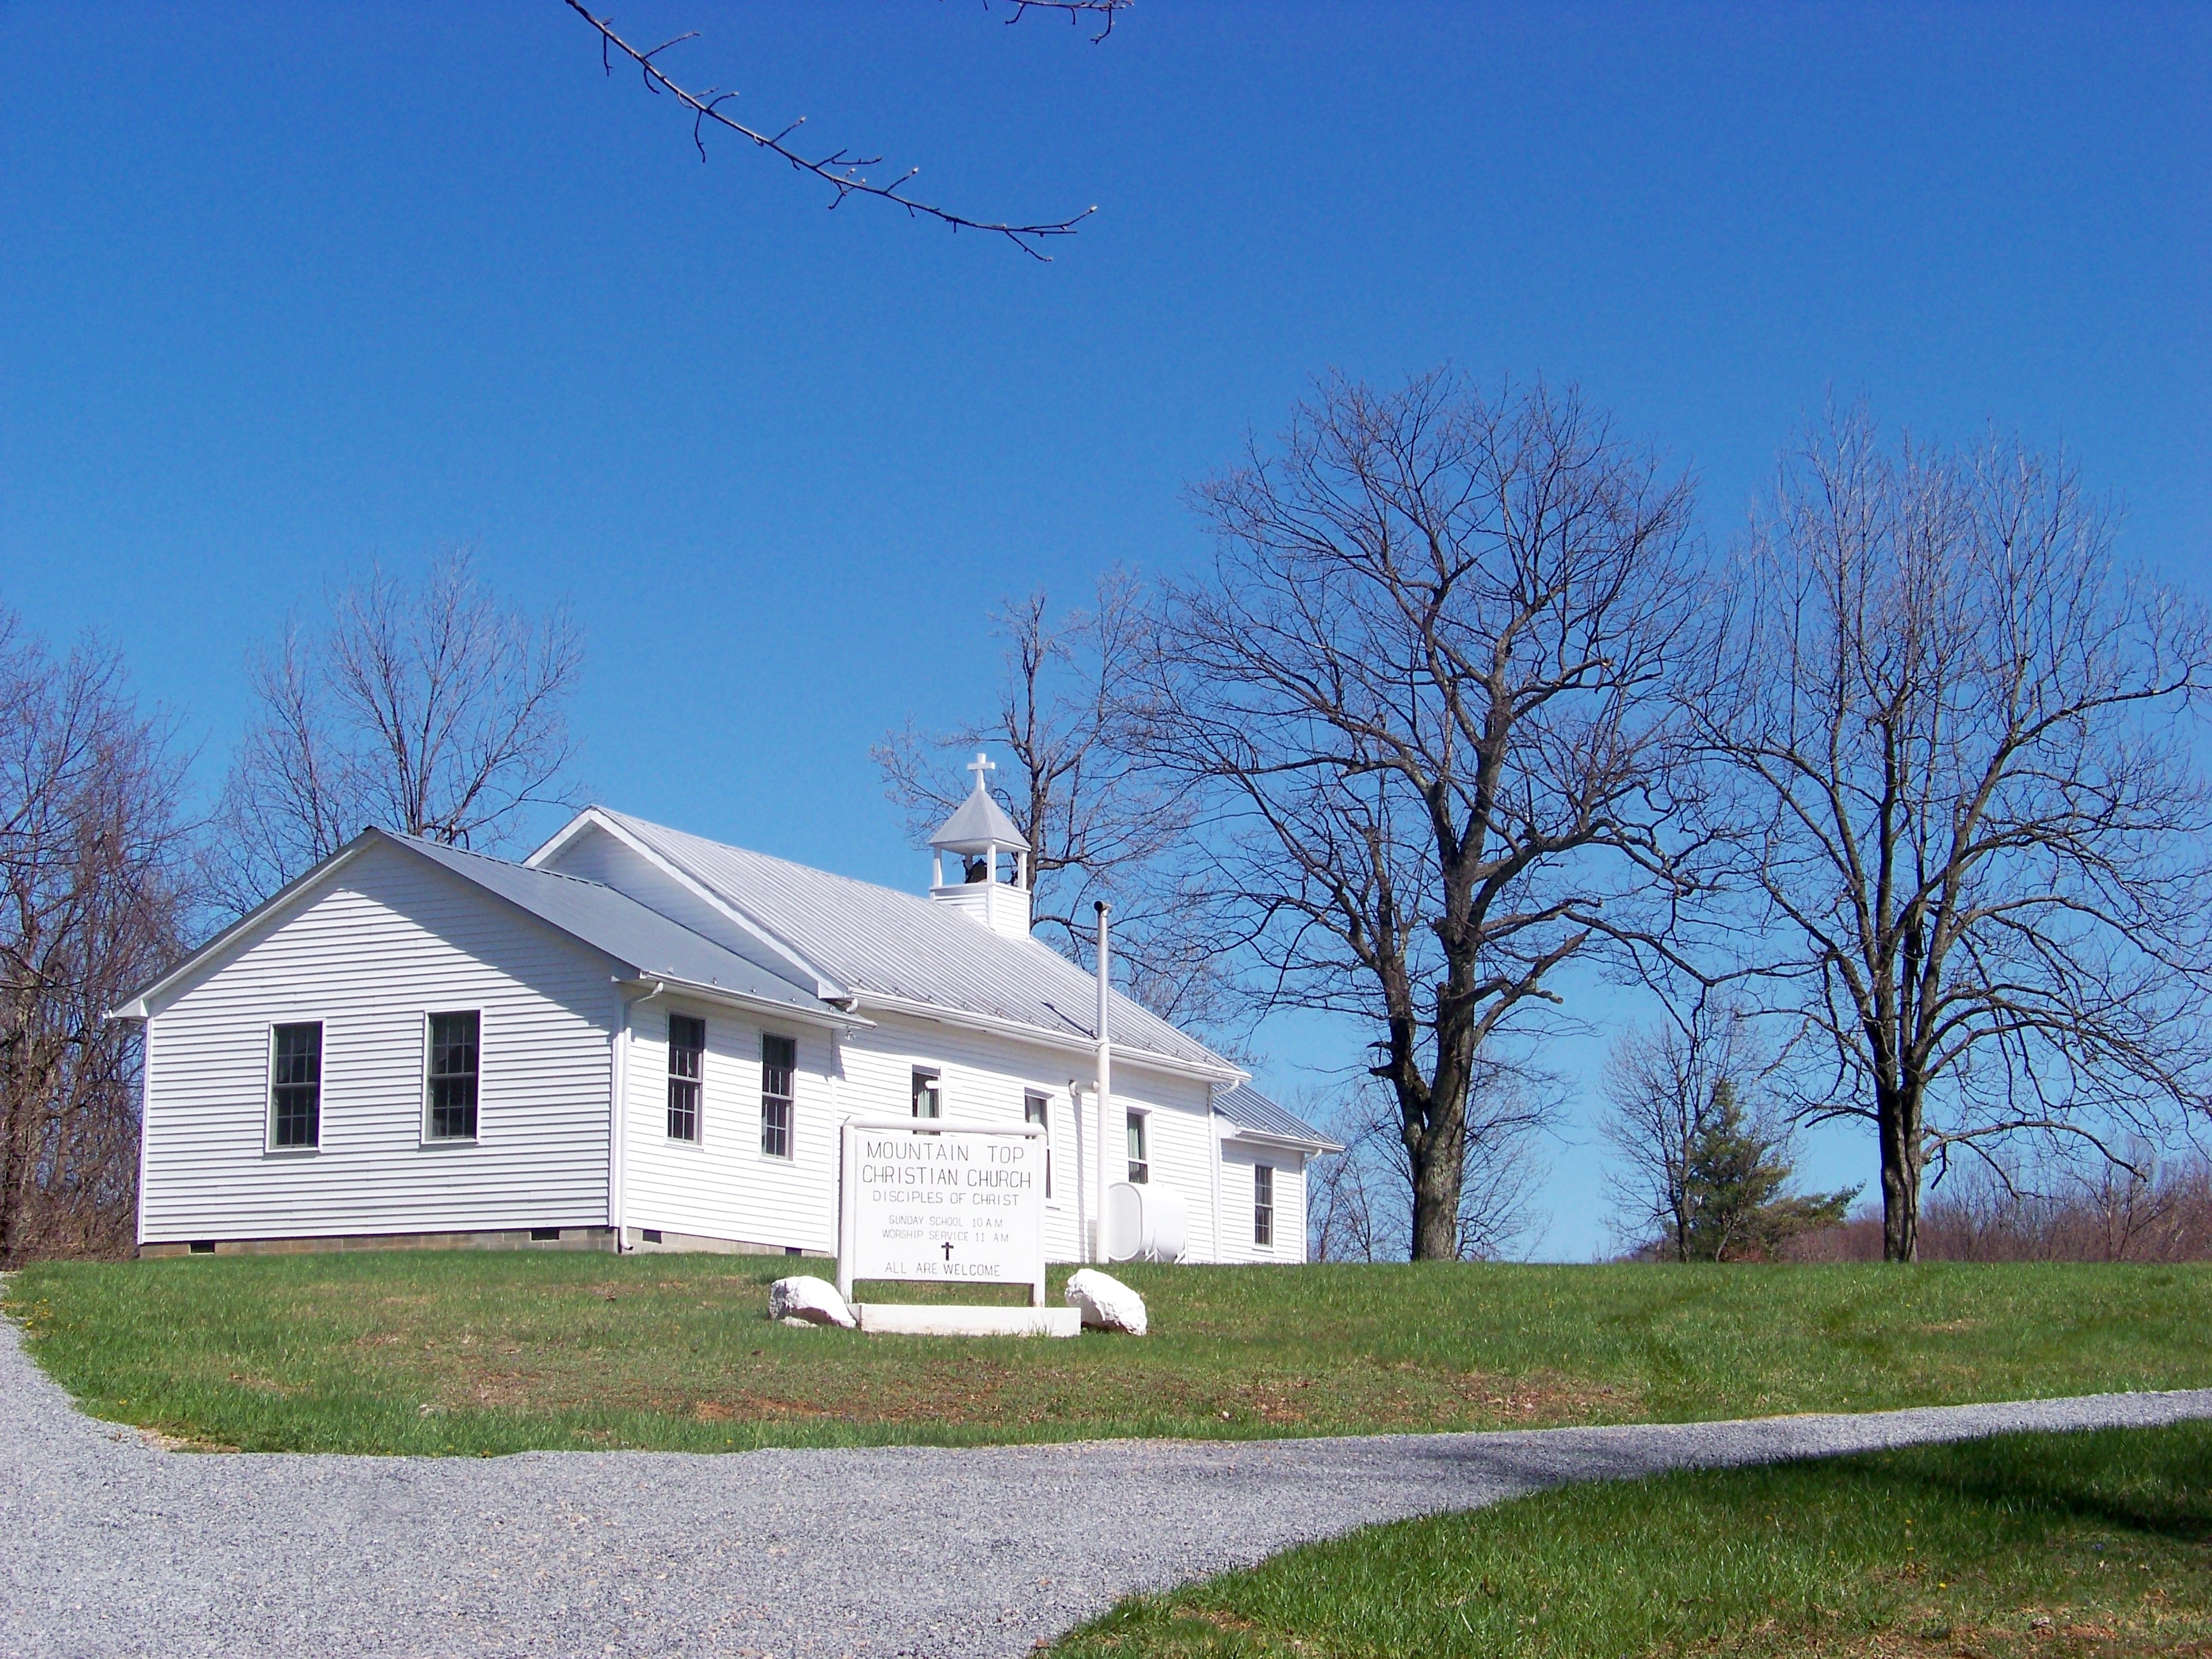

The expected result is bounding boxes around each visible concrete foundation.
[139,1226,618,1258]
[853,1303,1081,1338]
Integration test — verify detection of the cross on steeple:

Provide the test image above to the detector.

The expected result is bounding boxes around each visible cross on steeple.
[966,752,996,794]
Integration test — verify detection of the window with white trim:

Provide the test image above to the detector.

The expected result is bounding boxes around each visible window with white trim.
[1126,1111,1149,1185]
[1025,1090,1051,1198]
[912,1068,941,1120]
[760,1033,795,1160]
[1254,1163,1275,1247]
[426,1010,480,1141]
[270,1022,322,1149]
[667,1013,704,1142]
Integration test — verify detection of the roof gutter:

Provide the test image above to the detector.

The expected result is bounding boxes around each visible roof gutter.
[619,974,870,1033]
[1218,1124,1344,1156]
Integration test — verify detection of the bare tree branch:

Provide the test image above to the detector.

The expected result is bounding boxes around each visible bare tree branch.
[993,0,1133,45]
[1145,369,1706,1258]
[1308,1063,1553,1263]
[0,611,193,1261]
[1687,406,2212,1260]
[872,571,1233,1031]
[562,1,1103,261]
[205,550,586,916]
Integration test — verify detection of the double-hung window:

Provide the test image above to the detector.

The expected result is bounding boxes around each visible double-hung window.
[1254,1164,1275,1247]
[1025,1090,1051,1198]
[1126,1111,1149,1185]
[667,1014,704,1143]
[425,1011,480,1141]
[760,1033,795,1160]
[270,1022,323,1149]
[912,1069,941,1120]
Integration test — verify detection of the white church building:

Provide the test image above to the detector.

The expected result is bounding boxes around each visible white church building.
[117,765,1332,1265]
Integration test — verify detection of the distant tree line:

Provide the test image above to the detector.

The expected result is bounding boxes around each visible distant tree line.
[8,373,2209,1267]
[1789,1153,2212,1265]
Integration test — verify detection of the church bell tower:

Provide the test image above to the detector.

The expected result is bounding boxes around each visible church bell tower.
[926,754,1033,941]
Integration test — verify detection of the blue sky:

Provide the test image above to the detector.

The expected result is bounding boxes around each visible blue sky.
[4,2,2207,1256]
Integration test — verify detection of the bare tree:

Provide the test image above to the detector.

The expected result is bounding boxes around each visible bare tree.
[1601,997,1769,1261]
[1692,409,2212,1261]
[0,611,192,1261]
[1307,1111,1395,1263]
[1309,1063,1553,1263]
[563,0,1126,260]
[207,551,585,915]
[1144,370,1702,1258]
[873,572,1225,1027]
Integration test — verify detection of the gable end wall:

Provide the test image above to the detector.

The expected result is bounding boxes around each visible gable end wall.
[140,841,617,1246]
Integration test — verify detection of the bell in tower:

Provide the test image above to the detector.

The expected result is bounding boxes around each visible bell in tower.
[927,754,1033,941]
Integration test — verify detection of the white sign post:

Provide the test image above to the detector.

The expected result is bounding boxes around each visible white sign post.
[838,1119,1048,1309]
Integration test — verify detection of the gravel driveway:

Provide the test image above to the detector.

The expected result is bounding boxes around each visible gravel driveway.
[7,1313,2211,1659]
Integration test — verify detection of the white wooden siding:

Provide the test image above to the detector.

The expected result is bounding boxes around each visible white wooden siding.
[836,1011,1221,1263]
[1216,1142,1309,1264]
[619,993,840,1253]
[140,840,617,1244]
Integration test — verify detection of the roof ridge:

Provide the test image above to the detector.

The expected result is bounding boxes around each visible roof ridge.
[592,808,1240,1074]
[600,808,960,918]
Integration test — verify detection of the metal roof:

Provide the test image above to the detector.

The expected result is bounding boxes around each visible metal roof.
[386,833,832,1017]
[1213,1080,1341,1151]
[928,783,1028,853]
[591,809,1238,1077]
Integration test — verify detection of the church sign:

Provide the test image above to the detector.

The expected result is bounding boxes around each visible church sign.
[837,1119,1048,1307]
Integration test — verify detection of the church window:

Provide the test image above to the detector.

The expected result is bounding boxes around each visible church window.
[1254,1164,1275,1247]
[270,1022,322,1150]
[667,1014,704,1143]
[1126,1111,1149,1184]
[426,1011,480,1141]
[1025,1091,1051,1198]
[912,1069,941,1120]
[760,1033,796,1159]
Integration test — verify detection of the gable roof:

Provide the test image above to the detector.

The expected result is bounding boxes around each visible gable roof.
[1214,1081,1340,1152]
[388,835,838,1019]
[546,808,1240,1080]
[114,827,838,1025]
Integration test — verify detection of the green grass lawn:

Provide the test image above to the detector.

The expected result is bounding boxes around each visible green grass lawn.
[9,1252,2212,1455]
[1052,1422,2212,1658]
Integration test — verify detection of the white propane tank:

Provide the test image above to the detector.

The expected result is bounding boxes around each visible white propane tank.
[1102,1181,1189,1263]
[1103,1182,1146,1262]
[1145,1183,1189,1263]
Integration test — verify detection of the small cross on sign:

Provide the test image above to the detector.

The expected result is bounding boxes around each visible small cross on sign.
[941,1240,955,1261]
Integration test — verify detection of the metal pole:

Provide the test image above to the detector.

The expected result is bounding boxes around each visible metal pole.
[1094,901,1111,1263]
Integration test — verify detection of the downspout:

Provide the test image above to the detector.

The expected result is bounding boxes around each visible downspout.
[134,1015,155,1255]
[1067,1076,1084,1264]
[1094,901,1111,1264]
[611,980,665,1251]
[1207,1080,1224,1264]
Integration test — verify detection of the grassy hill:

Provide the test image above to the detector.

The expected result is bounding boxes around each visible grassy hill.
[1054,1422,2212,1658]
[8,1251,2212,1455]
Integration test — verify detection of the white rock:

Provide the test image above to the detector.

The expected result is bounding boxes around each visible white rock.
[768,1275,857,1329]
[1064,1268,1147,1336]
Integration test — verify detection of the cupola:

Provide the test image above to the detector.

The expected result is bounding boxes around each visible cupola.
[928,754,1031,940]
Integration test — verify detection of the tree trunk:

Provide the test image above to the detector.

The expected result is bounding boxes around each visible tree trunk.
[1408,1113,1467,1260]
[1877,1082,1923,1262]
